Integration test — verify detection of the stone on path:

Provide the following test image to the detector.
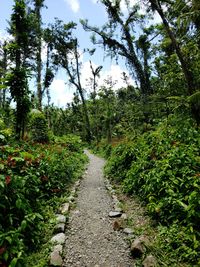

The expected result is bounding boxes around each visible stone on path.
[60,203,70,215]
[54,223,65,233]
[130,238,145,258]
[121,213,128,220]
[109,211,122,218]
[50,245,63,266]
[123,228,134,235]
[68,195,74,202]
[56,214,66,224]
[75,180,80,187]
[143,255,157,267]
[51,233,66,245]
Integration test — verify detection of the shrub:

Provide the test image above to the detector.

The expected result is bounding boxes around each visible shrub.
[0,118,13,144]
[29,110,49,143]
[54,134,84,152]
[0,136,87,266]
[105,115,200,264]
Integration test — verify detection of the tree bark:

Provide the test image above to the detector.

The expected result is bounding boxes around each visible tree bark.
[35,1,43,110]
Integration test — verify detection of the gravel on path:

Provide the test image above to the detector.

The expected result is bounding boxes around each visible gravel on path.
[63,151,134,267]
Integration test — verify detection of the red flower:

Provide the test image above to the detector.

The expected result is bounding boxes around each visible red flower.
[0,246,6,255]
[5,176,11,185]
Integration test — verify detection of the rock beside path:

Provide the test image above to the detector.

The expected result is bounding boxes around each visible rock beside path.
[109,211,122,218]
[60,203,70,215]
[143,255,157,267]
[123,228,134,235]
[50,245,63,266]
[130,238,145,258]
[54,223,65,233]
[56,214,66,224]
[51,233,66,245]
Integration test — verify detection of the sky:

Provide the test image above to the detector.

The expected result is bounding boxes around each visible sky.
[0,0,156,107]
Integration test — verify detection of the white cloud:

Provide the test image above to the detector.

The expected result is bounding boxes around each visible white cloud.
[0,30,13,43]
[81,61,134,94]
[64,0,80,13]
[49,79,75,107]
[48,61,134,107]
[99,64,134,90]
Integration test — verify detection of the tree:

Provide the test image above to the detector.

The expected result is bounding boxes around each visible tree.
[33,0,45,110]
[43,27,56,127]
[89,61,103,142]
[81,0,152,95]
[147,0,197,95]
[146,0,200,123]
[0,41,8,108]
[49,19,92,142]
[6,0,31,139]
[99,76,116,143]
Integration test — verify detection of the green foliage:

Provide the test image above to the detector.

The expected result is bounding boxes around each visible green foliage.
[0,135,87,266]
[105,115,200,264]
[0,118,13,144]
[90,138,113,158]
[54,134,84,152]
[29,110,49,143]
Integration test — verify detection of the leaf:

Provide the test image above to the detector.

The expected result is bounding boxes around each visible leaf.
[3,251,9,261]
[9,257,18,267]
[20,220,27,231]
[36,213,43,220]
[177,200,188,210]
[5,236,12,244]
[16,198,22,209]
[0,164,4,170]
[0,85,7,90]
[188,91,200,106]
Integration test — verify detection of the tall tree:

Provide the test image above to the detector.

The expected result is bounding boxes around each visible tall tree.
[43,27,56,127]
[81,0,152,95]
[147,0,196,95]
[146,0,200,123]
[6,0,31,139]
[49,19,92,142]
[0,41,8,108]
[33,0,45,110]
[89,61,102,142]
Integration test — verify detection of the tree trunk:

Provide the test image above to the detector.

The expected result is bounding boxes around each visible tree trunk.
[78,88,92,143]
[36,46,42,110]
[35,2,43,110]
[74,42,92,143]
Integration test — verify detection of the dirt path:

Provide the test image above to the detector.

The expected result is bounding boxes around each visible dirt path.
[63,151,134,267]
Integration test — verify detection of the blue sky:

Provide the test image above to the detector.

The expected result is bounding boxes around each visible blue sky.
[0,0,138,107]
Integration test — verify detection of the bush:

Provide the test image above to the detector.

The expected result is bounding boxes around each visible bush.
[0,118,13,144]
[29,110,49,143]
[0,136,87,266]
[54,134,84,152]
[105,115,200,264]
[91,139,113,158]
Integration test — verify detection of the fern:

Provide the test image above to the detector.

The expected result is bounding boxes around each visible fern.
[188,91,200,106]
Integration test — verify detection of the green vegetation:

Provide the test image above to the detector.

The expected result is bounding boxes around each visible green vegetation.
[0,136,87,266]
[29,110,49,143]
[1,0,200,266]
[105,114,200,265]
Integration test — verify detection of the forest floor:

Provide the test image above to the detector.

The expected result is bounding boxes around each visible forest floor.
[63,150,135,267]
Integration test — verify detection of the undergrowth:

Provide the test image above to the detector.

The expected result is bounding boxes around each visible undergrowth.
[0,135,87,267]
[104,114,200,266]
